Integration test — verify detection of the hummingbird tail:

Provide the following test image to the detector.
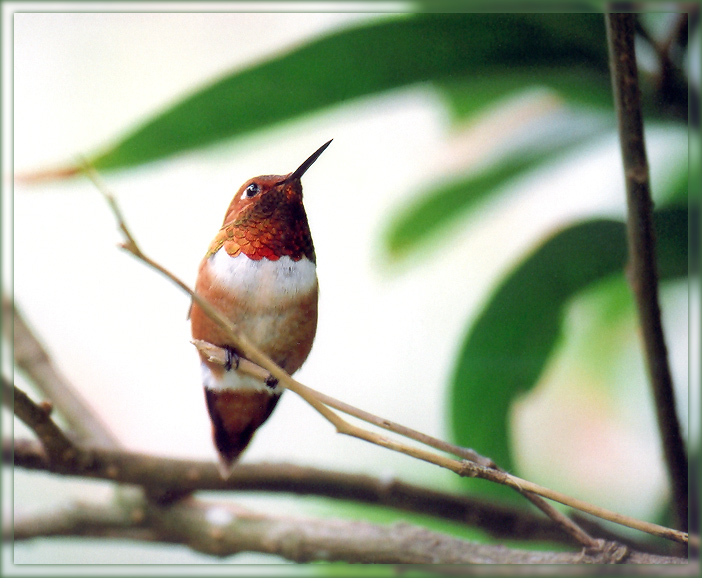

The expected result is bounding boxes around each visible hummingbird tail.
[215,455,239,480]
[204,388,280,479]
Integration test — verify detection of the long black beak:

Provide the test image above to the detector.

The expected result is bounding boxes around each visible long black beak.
[285,139,333,183]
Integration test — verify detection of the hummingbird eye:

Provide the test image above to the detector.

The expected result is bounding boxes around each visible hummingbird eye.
[244,183,260,198]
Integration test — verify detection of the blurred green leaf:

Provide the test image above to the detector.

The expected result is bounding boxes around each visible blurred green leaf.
[83,13,607,172]
[383,117,608,260]
[438,68,613,122]
[664,156,689,205]
[385,155,552,260]
[448,206,688,486]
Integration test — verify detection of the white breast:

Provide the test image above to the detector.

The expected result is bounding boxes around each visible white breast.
[208,250,317,303]
[202,250,318,384]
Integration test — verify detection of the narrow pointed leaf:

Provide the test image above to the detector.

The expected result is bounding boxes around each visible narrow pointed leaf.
[384,117,608,260]
[78,13,607,173]
[438,68,613,122]
[385,154,553,260]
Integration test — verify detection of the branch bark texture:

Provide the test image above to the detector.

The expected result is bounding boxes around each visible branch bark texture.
[5,437,655,550]
[605,13,688,532]
[10,491,686,565]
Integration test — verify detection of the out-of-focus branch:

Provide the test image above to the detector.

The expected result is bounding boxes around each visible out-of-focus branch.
[3,295,120,449]
[8,490,686,564]
[397,562,698,576]
[606,12,688,532]
[2,379,77,465]
[6,436,665,551]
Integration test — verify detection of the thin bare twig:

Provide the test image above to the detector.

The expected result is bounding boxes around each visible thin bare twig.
[8,490,686,564]
[191,340,494,466]
[3,295,120,449]
[83,162,695,549]
[606,12,688,532]
[192,339,597,549]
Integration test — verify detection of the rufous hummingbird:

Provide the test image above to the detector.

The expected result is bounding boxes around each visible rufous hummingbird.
[190,140,331,477]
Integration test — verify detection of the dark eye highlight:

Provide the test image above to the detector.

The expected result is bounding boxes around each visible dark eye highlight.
[244,183,260,198]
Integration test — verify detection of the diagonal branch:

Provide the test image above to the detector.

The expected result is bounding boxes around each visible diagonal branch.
[83,162,694,549]
[5,287,587,547]
[3,295,120,449]
[606,12,688,532]
[192,339,595,549]
[192,339,495,467]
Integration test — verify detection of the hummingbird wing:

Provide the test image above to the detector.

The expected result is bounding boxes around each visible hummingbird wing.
[189,226,244,319]
[204,224,243,259]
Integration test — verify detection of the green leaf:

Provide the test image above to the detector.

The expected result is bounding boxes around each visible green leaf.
[385,155,551,260]
[438,68,613,122]
[448,206,688,486]
[84,13,608,172]
[383,117,608,260]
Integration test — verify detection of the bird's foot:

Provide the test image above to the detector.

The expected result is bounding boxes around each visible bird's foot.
[223,346,240,372]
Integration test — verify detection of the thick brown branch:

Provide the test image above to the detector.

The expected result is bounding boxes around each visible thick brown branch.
[606,13,688,532]
[0,438,598,546]
[3,296,120,449]
[8,491,687,564]
[2,437,683,555]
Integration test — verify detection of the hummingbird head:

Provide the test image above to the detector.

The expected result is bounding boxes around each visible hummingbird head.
[215,139,332,262]
[222,139,332,224]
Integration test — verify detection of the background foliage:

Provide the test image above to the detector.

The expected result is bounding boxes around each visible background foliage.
[72,9,692,496]
[8,8,695,567]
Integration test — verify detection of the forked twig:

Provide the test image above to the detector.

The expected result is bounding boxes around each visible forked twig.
[191,339,495,466]
[4,437,666,551]
[84,163,694,548]
[191,339,596,548]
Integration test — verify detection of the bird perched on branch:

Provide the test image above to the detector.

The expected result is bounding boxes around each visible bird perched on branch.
[190,140,331,477]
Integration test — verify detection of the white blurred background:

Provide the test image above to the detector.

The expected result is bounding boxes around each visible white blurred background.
[3,4,693,570]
